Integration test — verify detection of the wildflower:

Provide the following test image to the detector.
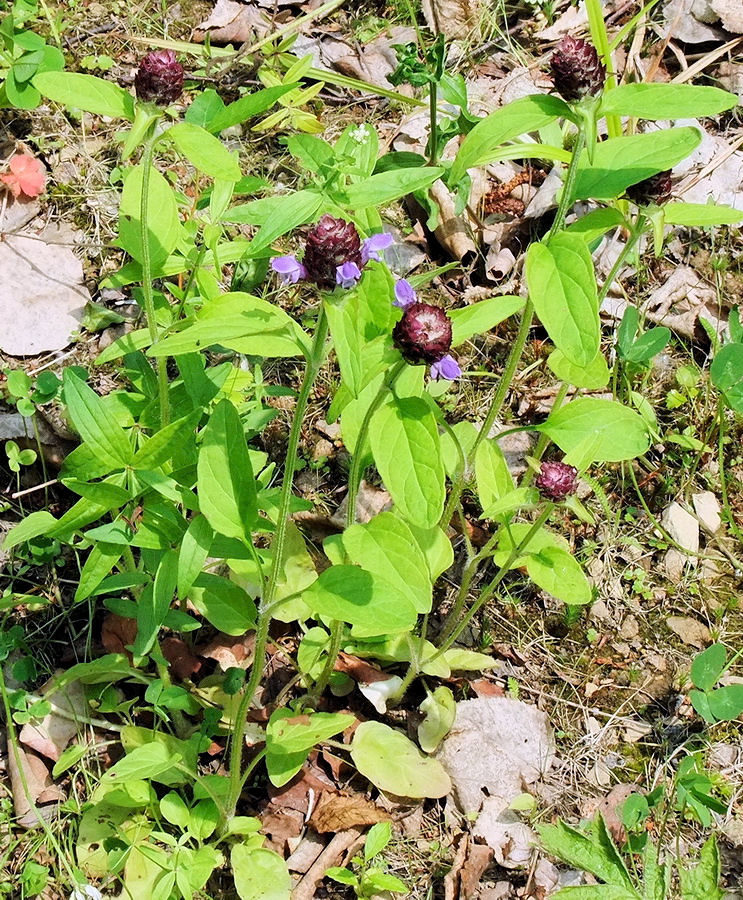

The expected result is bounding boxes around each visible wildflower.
[1,154,45,199]
[393,278,417,308]
[626,170,673,206]
[430,354,462,381]
[134,50,184,105]
[70,886,103,900]
[393,301,460,379]
[270,255,306,285]
[361,231,394,264]
[550,36,605,103]
[303,215,363,289]
[535,460,579,501]
[335,260,362,289]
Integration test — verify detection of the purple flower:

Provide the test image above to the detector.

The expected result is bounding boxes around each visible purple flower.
[134,50,185,105]
[535,461,579,501]
[430,354,461,381]
[336,261,362,289]
[550,36,605,103]
[361,232,394,264]
[271,255,306,285]
[304,216,362,288]
[393,278,417,308]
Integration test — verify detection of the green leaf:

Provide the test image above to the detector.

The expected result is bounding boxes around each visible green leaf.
[690,643,727,691]
[547,349,610,389]
[553,889,638,899]
[184,89,226,129]
[707,684,743,721]
[344,166,445,208]
[267,708,355,754]
[134,550,179,657]
[177,516,213,599]
[492,523,571,569]
[418,686,456,753]
[75,542,123,603]
[188,573,257,635]
[165,122,241,181]
[370,396,445,529]
[538,817,636,892]
[526,233,599,367]
[566,207,626,243]
[62,370,132,468]
[449,295,524,346]
[537,398,651,464]
[324,868,358,886]
[574,128,701,201]
[678,836,723,900]
[337,512,433,614]
[363,871,408,894]
[711,343,743,413]
[350,721,451,798]
[600,84,738,119]
[285,134,334,172]
[246,189,323,253]
[197,400,257,541]
[449,94,573,184]
[663,202,743,227]
[364,822,392,860]
[475,439,514,512]
[33,71,135,120]
[132,411,201,470]
[231,846,291,900]
[209,84,296,133]
[624,328,671,365]
[442,648,499,671]
[102,743,179,784]
[118,163,180,268]
[160,791,190,829]
[302,565,418,635]
[526,546,593,605]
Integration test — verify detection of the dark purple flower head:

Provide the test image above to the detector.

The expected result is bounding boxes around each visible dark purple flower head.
[135,50,184,105]
[626,170,673,206]
[303,215,362,289]
[535,461,579,501]
[550,36,605,103]
[393,301,453,365]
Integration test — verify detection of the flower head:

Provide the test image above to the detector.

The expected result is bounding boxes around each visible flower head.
[361,231,394,264]
[430,354,462,381]
[336,260,362,289]
[550,36,605,103]
[535,461,579,501]
[303,215,362,289]
[1,154,45,199]
[393,301,453,365]
[135,50,184,105]
[393,278,417,308]
[271,255,306,285]
[626,170,673,206]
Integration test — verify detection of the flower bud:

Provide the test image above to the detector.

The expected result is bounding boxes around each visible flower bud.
[303,215,363,289]
[392,302,453,365]
[535,461,579,501]
[550,36,605,103]
[135,50,184,105]
[626,170,673,206]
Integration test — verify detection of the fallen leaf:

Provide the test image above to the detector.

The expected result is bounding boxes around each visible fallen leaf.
[594,783,639,844]
[193,0,271,44]
[421,0,484,38]
[666,615,712,649]
[19,677,87,762]
[662,0,725,42]
[1,154,45,198]
[309,792,390,833]
[459,841,494,898]
[0,223,90,356]
[100,613,137,658]
[710,0,743,32]
[199,632,255,670]
[7,738,64,827]
[331,480,393,527]
[662,501,700,581]
[161,637,202,680]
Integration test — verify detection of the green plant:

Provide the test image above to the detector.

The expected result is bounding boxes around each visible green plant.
[325,821,408,897]
[689,642,743,724]
[0,0,63,109]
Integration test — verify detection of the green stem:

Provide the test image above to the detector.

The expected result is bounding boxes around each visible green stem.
[428,81,439,166]
[226,309,328,818]
[599,223,643,307]
[547,129,586,240]
[522,382,571,488]
[310,619,344,704]
[585,0,621,138]
[717,398,743,543]
[140,138,170,428]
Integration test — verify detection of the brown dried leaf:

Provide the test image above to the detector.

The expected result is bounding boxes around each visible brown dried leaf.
[7,738,64,826]
[19,677,86,762]
[100,613,137,658]
[422,0,483,38]
[200,633,255,671]
[193,0,270,44]
[334,652,388,684]
[310,792,390,833]
[460,842,494,899]
[161,637,202,680]
[595,783,638,845]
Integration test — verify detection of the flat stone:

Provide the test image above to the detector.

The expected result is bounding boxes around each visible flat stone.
[693,491,722,534]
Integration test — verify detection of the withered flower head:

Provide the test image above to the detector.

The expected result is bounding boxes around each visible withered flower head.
[550,36,605,103]
[135,50,184,105]
[303,215,363,289]
[535,461,579,501]
[392,301,453,365]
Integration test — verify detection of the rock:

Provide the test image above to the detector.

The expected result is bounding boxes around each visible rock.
[619,615,640,641]
[666,615,711,649]
[0,224,90,356]
[711,0,743,31]
[662,502,699,581]
[693,491,722,534]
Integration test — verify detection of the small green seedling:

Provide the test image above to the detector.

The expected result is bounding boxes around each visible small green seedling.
[689,642,743,724]
[325,821,408,898]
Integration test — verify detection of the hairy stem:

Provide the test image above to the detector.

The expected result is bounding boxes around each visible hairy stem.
[140,139,170,428]
[226,309,329,817]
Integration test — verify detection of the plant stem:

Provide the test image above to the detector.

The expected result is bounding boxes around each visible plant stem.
[584,0,621,137]
[140,138,170,428]
[547,129,586,240]
[717,398,743,544]
[428,81,439,166]
[598,224,642,307]
[226,309,328,818]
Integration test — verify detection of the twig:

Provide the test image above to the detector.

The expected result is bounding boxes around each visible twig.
[11,478,58,500]
[292,827,363,900]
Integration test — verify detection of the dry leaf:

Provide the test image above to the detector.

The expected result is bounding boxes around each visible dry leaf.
[666,615,711,649]
[422,0,483,38]
[310,792,390,833]
[7,738,64,827]
[0,223,90,356]
[100,613,137,658]
[459,841,494,898]
[331,480,393,527]
[19,677,86,763]
[161,636,202,680]
[199,633,255,671]
[193,0,270,44]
